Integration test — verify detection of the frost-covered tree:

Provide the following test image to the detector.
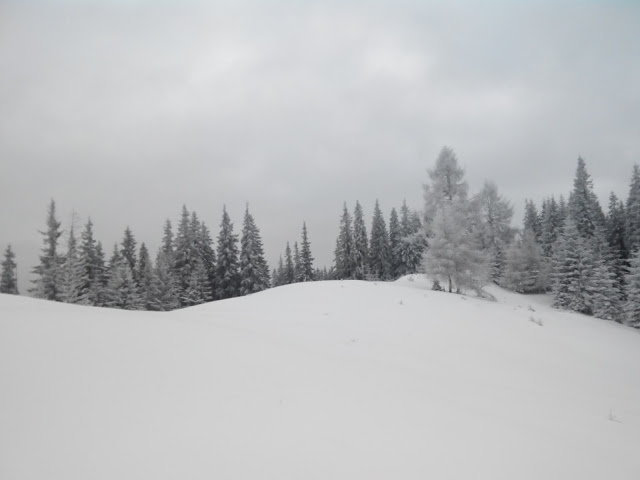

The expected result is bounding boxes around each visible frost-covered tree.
[388,208,402,279]
[589,227,623,322]
[334,203,354,279]
[60,223,82,303]
[173,205,193,302]
[76,219,103,306]
[369,200,390,280]
[422,147,486,293]
[540,196,561,258]
[31,199,63,301]
[476,181,515,282]
[551,219,596,314]
[215,206,240,299]
[293,242,301,282]
[120,226,138,282]
[198,222,217,300]
[299,222,314,282]
[284,242,295,285]
[0,244,19,294]
[352,201,368,280]
[137,243,155,310]
[625,165,640,252]
[568,157,605,240]
[150,249,179,311]
[239,206,270,295]
[523,200,541,242]
[624,248,640,328]
[501,230,548,293]
[105,256,142,310]
[605,192,628,298]
[396,203,424,276]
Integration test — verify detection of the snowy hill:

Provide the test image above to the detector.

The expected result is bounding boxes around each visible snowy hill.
[1,276,639,480]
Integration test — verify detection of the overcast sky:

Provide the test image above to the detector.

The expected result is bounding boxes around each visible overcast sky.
[1,0,639,293]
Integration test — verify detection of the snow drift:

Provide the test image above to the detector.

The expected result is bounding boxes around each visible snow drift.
[1,276,639,479]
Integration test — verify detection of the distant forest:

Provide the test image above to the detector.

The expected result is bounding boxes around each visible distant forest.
[2,147,640,328]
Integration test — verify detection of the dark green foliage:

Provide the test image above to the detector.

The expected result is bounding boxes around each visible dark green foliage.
[31,199,63,301]
[215,206,240,299]
[369,200,390,280]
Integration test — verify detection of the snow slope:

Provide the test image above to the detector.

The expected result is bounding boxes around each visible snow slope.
[1,276,639,479]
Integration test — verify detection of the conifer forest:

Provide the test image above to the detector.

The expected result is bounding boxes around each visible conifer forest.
[2,149,640,329]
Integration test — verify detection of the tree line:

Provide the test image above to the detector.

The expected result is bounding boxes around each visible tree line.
[2,147,640,328]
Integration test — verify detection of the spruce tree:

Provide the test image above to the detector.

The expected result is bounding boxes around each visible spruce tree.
[239,206,270,295]
[625,165,640,252]
[523,200,542,242]
[76,219,101,306]
[284,242,295,285]
[150,249,179,311]
[605,192,628,299]
[120,226,138,281]
[551,218,595,314]
[60,224,82,303]
[0,244,19,294]
[215,206,240,299]
[624,248,640,328]
[299,222,314,282]
[388,208,402,279]
[568,156,605,239]
[137,243,154,310]
[369,200,391,280]
[93,241,107,307]
[198,222,217,300]
[173,205,193,303]
[31,199,63,301]
[105,256,142,310]
[293,242,301,282]
[334,203,354,279]
[398,206,425,276]
[501,231,548,294]
[352,201,368,280]
[540,196,561,258]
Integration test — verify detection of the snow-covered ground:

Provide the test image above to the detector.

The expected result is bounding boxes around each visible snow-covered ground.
[1,276,639,479]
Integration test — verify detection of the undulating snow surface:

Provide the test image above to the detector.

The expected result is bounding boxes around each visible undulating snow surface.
[1,277,639,479]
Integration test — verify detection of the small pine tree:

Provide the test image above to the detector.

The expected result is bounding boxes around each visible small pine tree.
[150,250,179,311]
[523,200,542,242]
[60,223,82,303]
[501,231,548,294]
[293,242,301,282]
[105,256,142,310]
[120,226,138,282]
[137,243,154,310]
[0,244,19,294]
[568,156,605,240]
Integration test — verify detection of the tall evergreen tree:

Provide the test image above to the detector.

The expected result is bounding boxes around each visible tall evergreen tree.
[60,223,82,303]
[388,208,402,279]
[31,199,63,301]
[624,248,640,328]
[334,203,354,279]
[173,205,193,303]
[352,201,369,280]
[198,222,217,300]
[625,165,640,252]
[539,196,561,258]
[568,156,605,239]
[293,242,301,282]
[299,222,314,282]
[150,249,179,311]
[523,200,542,242]
[93,241,107,307]
[76,219,101,306]
[551,218,596,314]
[137,243,154,310]
[104,256,142,310]
[369,200,390,280]
[239,206,270,295]
[120,226,138,281]
[284,242,295,285]
[606,192,628,298]
[215,206,240,299]
[0,244,19,294]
